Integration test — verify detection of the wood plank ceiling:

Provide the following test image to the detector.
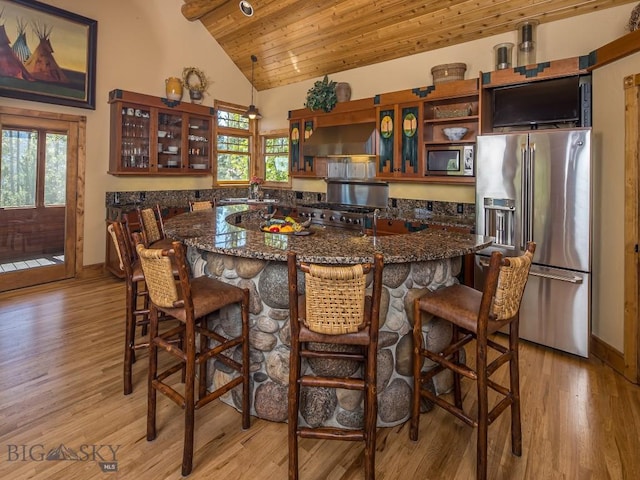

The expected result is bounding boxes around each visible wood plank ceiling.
[182,0,638,91]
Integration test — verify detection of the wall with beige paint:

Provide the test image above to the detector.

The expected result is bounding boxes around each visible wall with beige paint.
[2,1,636,352]
[591,52,640,351]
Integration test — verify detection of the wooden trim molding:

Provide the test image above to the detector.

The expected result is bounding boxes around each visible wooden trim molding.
[591,335,627,375]
[588,28,640,71]
[623,73,640,384]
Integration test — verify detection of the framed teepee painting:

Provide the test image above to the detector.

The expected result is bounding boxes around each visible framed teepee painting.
[0,0,97,109]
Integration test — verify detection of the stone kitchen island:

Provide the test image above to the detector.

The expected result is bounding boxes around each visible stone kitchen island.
[164,205,492,428]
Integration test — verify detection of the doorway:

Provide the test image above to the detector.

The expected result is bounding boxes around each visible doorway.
[0,107,85,291]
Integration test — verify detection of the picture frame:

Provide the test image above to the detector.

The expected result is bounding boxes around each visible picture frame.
[0,0,97,109]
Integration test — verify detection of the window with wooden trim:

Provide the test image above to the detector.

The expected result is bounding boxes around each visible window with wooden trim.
[1,128,67,208]
[214,101,253,184]
[261,131,289,186]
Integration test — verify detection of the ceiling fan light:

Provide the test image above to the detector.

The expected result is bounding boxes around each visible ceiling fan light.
[239,1,254,17]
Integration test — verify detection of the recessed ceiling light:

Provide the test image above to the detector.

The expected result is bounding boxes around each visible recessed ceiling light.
[239,1,254,17]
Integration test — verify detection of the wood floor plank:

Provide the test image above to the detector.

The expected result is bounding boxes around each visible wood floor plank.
[0,271,639,479]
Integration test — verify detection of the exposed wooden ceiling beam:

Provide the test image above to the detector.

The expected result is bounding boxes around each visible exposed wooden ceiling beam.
[181,0,229,22]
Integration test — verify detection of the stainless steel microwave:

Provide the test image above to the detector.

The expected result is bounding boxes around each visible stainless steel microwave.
[425,145,474,176]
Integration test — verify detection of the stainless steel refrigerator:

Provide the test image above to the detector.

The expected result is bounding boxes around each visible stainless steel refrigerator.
[474,128,591,357]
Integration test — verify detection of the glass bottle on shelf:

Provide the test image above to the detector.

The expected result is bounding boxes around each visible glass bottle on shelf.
[187,116,210,171]
[158,112,182,169]
[121,106,150,169]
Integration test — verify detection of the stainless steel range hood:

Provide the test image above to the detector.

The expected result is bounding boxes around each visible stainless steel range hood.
[303,123,377,157]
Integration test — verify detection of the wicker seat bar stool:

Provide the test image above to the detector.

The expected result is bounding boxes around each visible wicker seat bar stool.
[410,242,536,480]
[108,221,181,395]
[107,220,150,395]
[287,252,384,480]
[189,200,215,211]
[137,204,173,249]
[134,235,251,476]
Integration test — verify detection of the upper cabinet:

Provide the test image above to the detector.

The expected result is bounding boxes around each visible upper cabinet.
[375,78,479,183]
[375,101,424,179]
[108,89,213,176]
[479,56,589,134]
[288,99,377,178]
[289,118,315,176]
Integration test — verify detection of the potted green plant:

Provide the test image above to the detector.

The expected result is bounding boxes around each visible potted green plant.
[305,75,337,112]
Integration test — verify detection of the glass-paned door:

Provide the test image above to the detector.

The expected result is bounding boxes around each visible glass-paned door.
[0,113,79,291]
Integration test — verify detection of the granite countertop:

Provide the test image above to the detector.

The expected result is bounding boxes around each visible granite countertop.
[163,205,491,264]
[377,209,475,231]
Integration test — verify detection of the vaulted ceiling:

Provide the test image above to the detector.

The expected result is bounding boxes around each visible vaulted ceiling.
[181,0,638,91]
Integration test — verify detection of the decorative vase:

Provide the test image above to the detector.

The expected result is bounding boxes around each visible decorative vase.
[165,77,183,101]
[249,183,261,200]
[336,82,351,102]
[189,89,203,104]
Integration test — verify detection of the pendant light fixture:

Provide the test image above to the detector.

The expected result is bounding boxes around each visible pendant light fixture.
[245,54,262,120]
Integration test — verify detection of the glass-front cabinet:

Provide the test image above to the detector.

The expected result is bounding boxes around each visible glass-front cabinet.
[108,89,213,176]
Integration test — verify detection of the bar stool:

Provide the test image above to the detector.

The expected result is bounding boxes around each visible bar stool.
[287,252,384,480]
[189,200,214,211]
[108,221,180,394]
[410,242,535,480]
[137,204,173,249]
[135,236,251,476]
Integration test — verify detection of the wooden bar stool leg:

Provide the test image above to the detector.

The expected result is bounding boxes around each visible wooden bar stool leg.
[241,293,251,430]
[198,321,208,401]
[452,325,463,409]
[123,280,136,395]
[287,336,301,480]
[509,319,523,456]
[410,299,422,441]
[146,307,159,442]
[476,337,489,480]
[364,347,377,480]
[182,321,197,477]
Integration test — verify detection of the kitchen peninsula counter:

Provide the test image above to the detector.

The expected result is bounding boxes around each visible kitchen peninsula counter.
[164,204,489,264]
[163,205,491,428]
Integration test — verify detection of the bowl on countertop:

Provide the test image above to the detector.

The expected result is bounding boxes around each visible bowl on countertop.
[442,127,468,141]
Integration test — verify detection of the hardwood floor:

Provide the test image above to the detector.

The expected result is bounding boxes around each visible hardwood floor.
[1,269,639,479]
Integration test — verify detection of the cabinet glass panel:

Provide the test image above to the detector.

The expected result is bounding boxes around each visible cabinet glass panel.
[157,112,183,170]
[187,116,210,171]
[121,106,150,170]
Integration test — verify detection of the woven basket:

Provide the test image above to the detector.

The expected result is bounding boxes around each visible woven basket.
[431,63,467,84]
[434,103,473,119]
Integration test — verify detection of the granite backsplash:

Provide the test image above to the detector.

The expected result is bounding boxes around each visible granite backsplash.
[106,188,475,224]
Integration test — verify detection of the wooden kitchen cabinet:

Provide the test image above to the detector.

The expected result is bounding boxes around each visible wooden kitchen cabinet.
[479,57,588,133]
[288,98,377,178]
[375,102,424,179]
[289,119,315,176]
[108,89,213,176]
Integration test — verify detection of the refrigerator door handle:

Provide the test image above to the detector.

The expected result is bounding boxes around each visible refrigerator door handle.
[520,143,530,251]
[528,268,583,284]
[478,259,583,284]
[526,144,535,247]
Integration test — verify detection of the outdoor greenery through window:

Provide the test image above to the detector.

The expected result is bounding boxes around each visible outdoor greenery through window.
[1,128,67,208]
[263,135,289,184]
[215,106,251,183]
